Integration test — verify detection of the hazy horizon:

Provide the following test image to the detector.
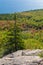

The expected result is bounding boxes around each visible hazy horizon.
[0,0,43,14]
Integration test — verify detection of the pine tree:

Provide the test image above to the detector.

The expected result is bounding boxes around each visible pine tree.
[4,13,24,54]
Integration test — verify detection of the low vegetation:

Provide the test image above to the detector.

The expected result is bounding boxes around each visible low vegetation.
[0,9,43,57]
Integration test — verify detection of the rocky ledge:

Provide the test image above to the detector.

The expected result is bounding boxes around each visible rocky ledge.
[0,49,43,65]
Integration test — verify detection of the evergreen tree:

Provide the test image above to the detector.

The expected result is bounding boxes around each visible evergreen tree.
[4,13,24,55]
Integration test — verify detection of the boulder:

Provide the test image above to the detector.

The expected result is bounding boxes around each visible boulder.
[0,49,43,65]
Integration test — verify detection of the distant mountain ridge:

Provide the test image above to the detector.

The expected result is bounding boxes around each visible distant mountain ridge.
[0,9,43,20]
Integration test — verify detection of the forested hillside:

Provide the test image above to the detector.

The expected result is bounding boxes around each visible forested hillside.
[0,9,43,57]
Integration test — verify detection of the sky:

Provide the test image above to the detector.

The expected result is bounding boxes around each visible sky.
[0,0,43,14]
